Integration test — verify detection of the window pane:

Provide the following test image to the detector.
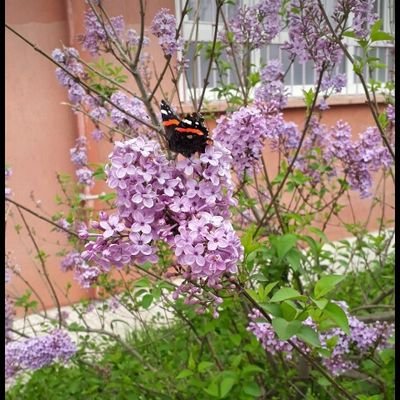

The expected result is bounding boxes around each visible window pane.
[281,49,292,86]
[226,0,243,20]
[305,61,314,85]
[187,0,215,22]
[269,44,280,60]
[186,42,199,88]
[293,60,303,85]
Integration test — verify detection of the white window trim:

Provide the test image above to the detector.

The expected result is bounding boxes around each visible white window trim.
[175,0,394,104]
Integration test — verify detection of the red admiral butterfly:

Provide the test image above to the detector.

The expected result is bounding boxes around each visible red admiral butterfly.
[160,100,213,157]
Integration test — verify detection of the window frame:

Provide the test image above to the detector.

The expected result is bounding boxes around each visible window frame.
[175,0,394,104]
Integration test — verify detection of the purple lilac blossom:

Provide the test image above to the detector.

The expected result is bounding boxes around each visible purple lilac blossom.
[110,91,151,134]
[79,9,125,56]
[70,137,88,166]
[76,167,94,187]
[326,122,393,197]
[127,28,149,47]
[150,9,184,56]
[248,306,394,376]
[5,330,76,380]
[255,60,288,109]
[91,128,104,141]
[247,309,311,360]
[52,47,87,106]
[351,0,378,38]
[219,0,281,51]
[79,136,243,313]
[321,73,347,93]
[283,0,343,71]
[386,104,395,125]
[213,101,286,178]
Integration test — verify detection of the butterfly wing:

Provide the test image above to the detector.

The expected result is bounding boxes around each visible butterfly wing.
[160,100,212,157]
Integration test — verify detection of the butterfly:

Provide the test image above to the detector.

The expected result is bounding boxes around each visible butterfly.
[160,100,213,158]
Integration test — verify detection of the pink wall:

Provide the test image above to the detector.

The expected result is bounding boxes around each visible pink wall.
[5,1,394,314]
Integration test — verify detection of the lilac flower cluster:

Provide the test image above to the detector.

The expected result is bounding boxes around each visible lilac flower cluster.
[247,309,310,360]
[5,330,76,380]
[150,9,183,56]
[70,137,88,166]
[283,0,343,71]
[255,60,288,109]
[248,306,394,376]
[350,0,378,38]
[110,91,151,134]
[320,316,394,376]
[61,251,100,288]
[326,122,393,197]
[219,0,281,51]
[321,73,347,93]
[80,9,125,56]
[78,137,242,312]
[317,72,347,111]
[386,104,395,125]
[52,47,87,105]
[69,136,94,187]
[213,101,296,178]
[5,166,12,198]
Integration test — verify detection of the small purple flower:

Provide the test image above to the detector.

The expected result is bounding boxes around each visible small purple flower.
[131,210,154,235]
[79,9,125,55]
[91,128,104,141]
[76,167,94,186]
[70,137,88,166]
[150,9,184,56]
[99,214,125,239]
[5,329,76,380]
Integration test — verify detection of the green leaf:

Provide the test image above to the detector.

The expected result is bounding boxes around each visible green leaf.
[272,318,302,340]
[204,382,219,398]
[280,301,298,321]
[260,303,282,317]
[133,277,150,287]
[141,294,153,309]
[271,234,298,261]
[176,369,194,379]
[98,193,116,202]
[241,365,264,376]
[243,382,262,397]
[307,226,328,242]
[270,287,306,303]
[286,248,302,271]
[370,19,382,35]
[342,30,356,38]
[264,281,279,297]
[370,31,394,42]
[379,348,395,365]
[219,377,236,398]
[198,361,214,373]
[241,226,261,255]
[314,275,345,299]
[311,298,329,310]
[324,302,349,334]
[318,348,332,358]
[297,325,321,348]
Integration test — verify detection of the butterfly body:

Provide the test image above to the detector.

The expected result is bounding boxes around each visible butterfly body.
[160,100,212,157]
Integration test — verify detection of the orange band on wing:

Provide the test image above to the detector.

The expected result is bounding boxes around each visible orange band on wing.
[175,127,205,136]
[162,119,180,126]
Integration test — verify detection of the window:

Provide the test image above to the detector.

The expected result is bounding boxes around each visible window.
[176,0,394,103]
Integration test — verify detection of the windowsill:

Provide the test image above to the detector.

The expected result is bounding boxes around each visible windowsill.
[180,94,387,114]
